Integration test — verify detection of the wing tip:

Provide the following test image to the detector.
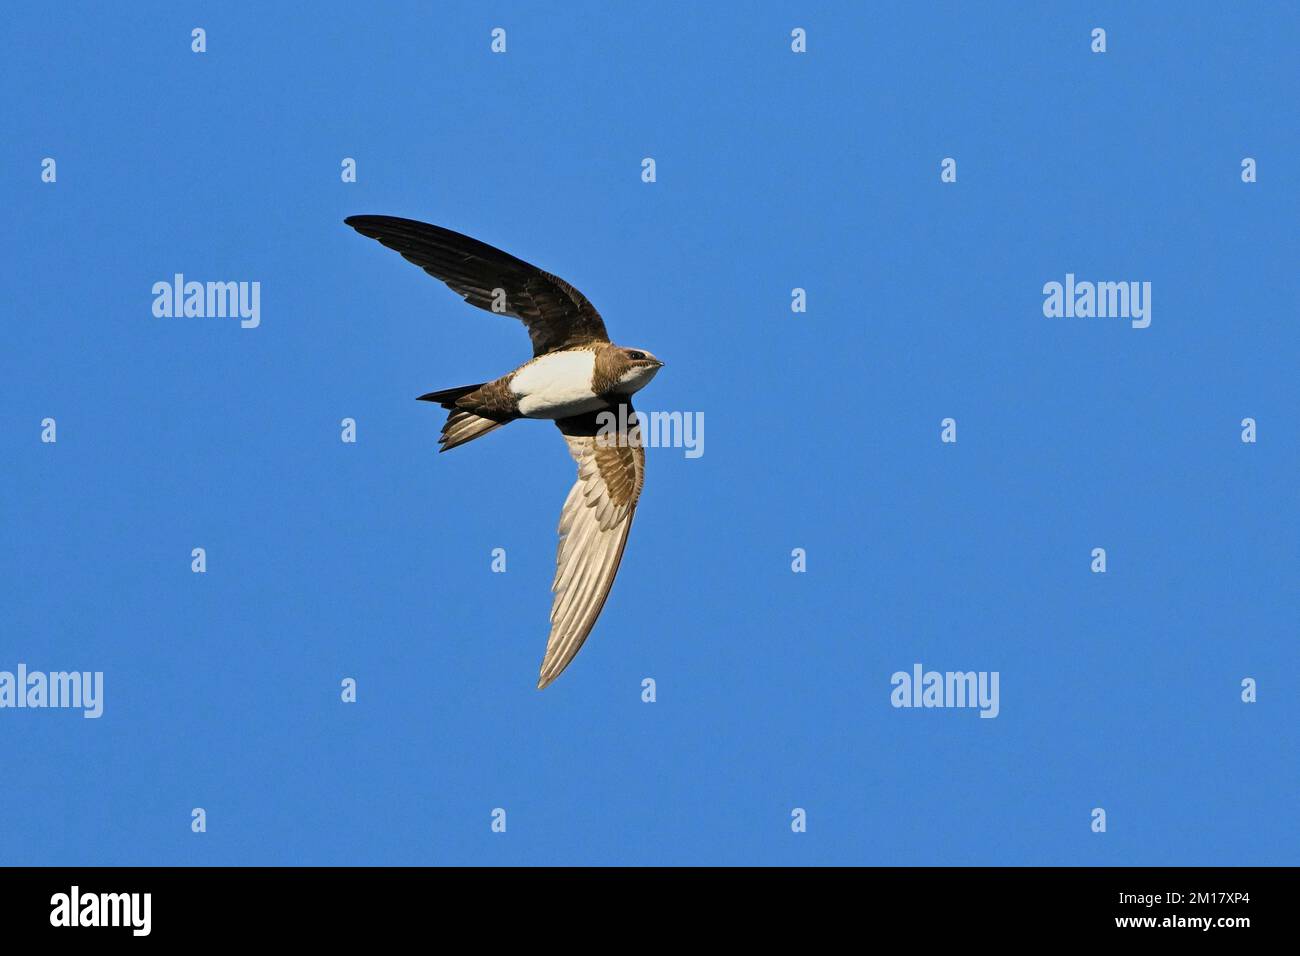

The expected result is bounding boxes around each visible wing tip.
[343,214,395,235]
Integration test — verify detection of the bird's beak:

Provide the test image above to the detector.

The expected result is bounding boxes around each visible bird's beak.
[652,359,665,368]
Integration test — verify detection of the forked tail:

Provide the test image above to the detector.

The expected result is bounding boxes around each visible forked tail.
[417,383,514,452]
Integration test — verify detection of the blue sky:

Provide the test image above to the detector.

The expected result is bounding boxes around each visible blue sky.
[2,1,1296,865]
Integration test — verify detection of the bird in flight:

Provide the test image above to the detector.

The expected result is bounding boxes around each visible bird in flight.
[344,215,663,689]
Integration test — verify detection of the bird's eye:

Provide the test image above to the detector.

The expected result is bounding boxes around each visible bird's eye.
[627,350,646,360]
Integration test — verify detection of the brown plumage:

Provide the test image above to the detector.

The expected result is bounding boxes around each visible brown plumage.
[417,343,656,452]
[418,379,520,452]
[540,404,646,688]
[345,215,663,688]
[344,215,609,356]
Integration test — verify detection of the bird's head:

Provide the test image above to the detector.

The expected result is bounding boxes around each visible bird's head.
[612,346,664,393]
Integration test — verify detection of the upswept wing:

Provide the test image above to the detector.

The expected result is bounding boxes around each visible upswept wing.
[344,215,609,356]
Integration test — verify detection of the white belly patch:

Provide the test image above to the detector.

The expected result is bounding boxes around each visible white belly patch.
[512,350,604,418]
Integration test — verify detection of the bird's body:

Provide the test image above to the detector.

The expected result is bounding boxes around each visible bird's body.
[512,348,605,418]
[344,215,663,688]
[430,342,664,432]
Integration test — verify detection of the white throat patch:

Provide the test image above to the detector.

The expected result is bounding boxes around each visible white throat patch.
[615,364,660,394]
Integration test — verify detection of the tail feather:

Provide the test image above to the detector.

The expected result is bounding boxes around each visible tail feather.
[439,409,508,451]
[418,383,486,407]
[418,382,514,452]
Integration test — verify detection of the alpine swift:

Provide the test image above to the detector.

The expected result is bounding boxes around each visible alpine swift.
[344,215,663,689]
